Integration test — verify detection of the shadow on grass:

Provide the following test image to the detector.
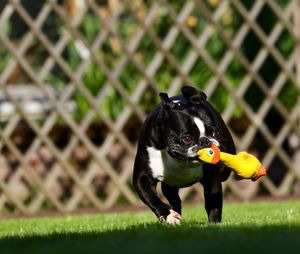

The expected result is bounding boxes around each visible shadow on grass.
[1,222,300,254]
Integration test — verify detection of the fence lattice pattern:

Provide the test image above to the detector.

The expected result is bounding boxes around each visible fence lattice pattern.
[0,0,299,215]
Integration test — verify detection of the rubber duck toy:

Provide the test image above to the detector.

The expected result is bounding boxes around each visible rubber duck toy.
[197,144,267,181]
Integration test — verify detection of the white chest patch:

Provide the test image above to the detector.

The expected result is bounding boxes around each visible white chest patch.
[147,146,204,187]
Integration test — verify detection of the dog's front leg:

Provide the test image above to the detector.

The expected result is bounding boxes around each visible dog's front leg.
[133,173,181,224]
[161,182,181,215]
[201,165,223,223]
[203,180,223,223]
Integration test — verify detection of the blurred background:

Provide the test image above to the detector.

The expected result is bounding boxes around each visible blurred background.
[0,0,299,216]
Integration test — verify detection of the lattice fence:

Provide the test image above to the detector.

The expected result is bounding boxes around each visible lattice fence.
[0,0,299,215]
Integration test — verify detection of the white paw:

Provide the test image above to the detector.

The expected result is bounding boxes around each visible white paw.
[159,209,181,225]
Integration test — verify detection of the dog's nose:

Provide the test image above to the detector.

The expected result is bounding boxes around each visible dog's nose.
[198,137,212,148]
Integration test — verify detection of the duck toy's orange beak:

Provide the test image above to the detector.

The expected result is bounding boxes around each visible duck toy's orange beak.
[196,144,220,164]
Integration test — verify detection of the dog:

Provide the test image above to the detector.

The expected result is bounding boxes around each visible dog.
[132,86,235,224]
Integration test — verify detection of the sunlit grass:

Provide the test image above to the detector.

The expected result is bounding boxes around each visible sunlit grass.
[0,200,300,254]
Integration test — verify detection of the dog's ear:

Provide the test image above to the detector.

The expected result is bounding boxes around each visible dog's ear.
[158,92,174,119]
[182,86,207,104]
[159,92,172,104]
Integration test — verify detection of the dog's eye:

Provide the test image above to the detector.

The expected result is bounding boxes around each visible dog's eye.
[212,132,219,139]
[181,136,193,144]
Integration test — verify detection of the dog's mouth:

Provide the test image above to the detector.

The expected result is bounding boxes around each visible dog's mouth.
[167,149,187,161]
[167,148,202,164]
[188,156,202,164]
[167,137,220,164]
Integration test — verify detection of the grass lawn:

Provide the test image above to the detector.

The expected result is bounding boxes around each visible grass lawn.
[0,200,300,254]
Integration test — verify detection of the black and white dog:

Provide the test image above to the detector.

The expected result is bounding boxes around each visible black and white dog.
[132,86,235,224]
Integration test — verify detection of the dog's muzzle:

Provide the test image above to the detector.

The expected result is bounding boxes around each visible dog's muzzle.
[187,137,219,159]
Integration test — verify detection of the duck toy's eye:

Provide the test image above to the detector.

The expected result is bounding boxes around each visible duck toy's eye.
[208,149,214,156]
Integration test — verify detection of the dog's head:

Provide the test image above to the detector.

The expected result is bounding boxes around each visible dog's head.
[158,86,220,163]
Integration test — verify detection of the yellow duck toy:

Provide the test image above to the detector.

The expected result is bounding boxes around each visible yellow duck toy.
[197,144,267,181]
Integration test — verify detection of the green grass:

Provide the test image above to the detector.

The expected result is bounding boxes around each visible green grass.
[0,200,300,254]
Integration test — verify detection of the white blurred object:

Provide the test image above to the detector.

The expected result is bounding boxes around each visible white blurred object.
[75,40,90,60]
[289,132,300,149]
[0,85,75,121]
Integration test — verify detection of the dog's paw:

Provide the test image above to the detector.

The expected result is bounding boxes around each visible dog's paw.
[159,209,181,225]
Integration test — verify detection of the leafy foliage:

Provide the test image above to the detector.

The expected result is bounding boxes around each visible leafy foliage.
[0,1,297,121]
